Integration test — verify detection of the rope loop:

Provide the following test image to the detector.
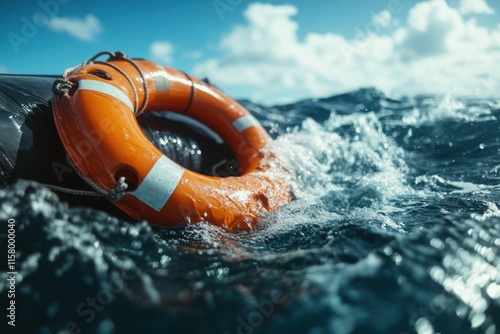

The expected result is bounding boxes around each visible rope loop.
[52,78,75,96]
[64,155,130,201]
[55,50,149,115]
[107,176,129,201]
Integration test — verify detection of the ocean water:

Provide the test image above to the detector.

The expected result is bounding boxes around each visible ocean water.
[1,88,499,334]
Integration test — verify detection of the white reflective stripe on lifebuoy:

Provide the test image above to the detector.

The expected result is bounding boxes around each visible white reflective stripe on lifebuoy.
[233,115,260,132]
[132,155,184,211]
[78,79,134,112]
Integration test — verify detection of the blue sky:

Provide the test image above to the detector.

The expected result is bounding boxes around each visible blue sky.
[1,0,499,104]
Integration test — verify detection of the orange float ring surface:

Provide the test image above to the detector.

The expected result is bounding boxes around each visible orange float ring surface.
[52,52,290,231]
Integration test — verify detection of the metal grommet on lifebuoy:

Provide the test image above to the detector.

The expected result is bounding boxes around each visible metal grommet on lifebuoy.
[52,51,291,231]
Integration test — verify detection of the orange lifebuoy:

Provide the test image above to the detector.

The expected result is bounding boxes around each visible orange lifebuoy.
[52,52,290,231]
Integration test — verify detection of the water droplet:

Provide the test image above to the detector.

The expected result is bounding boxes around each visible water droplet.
[131,240,142,249]
[98,319,115,334]
[160,255,171,266]
[383,245,393,255]
[128,228,139,237]
[470,312,486,328]
[415,317,434,334]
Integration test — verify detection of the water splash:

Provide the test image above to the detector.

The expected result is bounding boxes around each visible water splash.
[2,89,500,334]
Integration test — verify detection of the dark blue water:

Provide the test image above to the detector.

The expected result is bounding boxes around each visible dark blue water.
[1,89,499,334]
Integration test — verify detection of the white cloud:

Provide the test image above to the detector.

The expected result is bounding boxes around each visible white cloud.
[182,50,203,60]
[458,0,495,15]
[0,65,7,73]
[194,1,500,104]
[395,0,463,59]
[150,41,174,64]
[372,10,392,28]
[48,14,102,41]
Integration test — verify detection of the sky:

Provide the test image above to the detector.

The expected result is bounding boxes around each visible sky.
[1,0,499,105]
